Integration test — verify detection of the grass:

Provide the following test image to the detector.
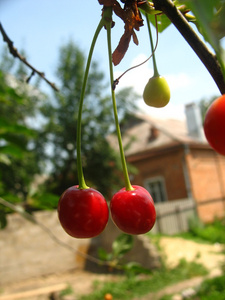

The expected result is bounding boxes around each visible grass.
[148,217,225,246]
[191,273,225,300]
[77,218,224,300]
[176,217,225,245]
[78,259,208,300]
[159,272,225,300]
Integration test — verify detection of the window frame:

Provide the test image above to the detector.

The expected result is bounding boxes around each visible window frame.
[144,176,168,203]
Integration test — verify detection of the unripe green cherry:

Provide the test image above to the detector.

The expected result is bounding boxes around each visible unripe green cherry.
[143,76,170,108]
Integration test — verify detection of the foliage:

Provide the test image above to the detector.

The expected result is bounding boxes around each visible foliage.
[176,217,225,244]
[99,234,134,262]
[181,0,225,55]
[189,217,225,244]
[159,273,225,300]
[59,284,74,297]
[143,0,225,79]
[190,273,225,300]
[199,95,218,121]
[0,54,47,226]
[99,233,155,276]
[79,258,208,300]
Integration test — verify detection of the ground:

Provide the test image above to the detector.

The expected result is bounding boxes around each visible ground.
[159,236,224,271]
[0,237,224,300]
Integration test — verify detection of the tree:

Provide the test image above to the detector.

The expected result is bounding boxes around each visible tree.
[0,54,48,227]
[38,41,138,198]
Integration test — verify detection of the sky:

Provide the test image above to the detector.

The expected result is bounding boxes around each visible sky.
[0,0,223,120]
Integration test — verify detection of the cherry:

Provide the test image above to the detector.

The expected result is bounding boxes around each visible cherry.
[110,185,156,235]
[58,185,109,238]
[143,75,170,108]
[203,94,225,156]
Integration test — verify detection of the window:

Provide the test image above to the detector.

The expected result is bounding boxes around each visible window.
[144,177,167,203]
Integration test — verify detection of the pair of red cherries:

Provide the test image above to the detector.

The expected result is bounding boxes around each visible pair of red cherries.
[58,185,156,238]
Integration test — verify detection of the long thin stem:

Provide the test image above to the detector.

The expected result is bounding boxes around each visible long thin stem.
[77,17,105,189]
[104,8,134,191]
[146,13,159,77]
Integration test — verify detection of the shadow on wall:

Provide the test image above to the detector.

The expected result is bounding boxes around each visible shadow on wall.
[0,210,161,285]
[85,218,161,273]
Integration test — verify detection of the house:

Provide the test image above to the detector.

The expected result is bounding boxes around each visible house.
[109,103,225,225]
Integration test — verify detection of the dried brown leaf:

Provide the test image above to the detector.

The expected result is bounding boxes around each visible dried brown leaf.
[112,31,131,65]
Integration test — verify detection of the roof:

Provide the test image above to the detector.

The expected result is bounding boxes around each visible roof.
[108,113,209,157]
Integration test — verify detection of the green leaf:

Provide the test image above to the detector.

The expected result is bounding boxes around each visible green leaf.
[145,13,171,33]
[30,193,59,210]
[123,262,152,275]
[0,153,11,165]
[0,118,36,137]
[0,210,7,229]
[183,0,223,52]
[0,144,25,159]
[98,248,112,262]
[112,234,134,258]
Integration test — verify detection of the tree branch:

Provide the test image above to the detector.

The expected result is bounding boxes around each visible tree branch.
[0,22,59,92]
[153,0,225,94]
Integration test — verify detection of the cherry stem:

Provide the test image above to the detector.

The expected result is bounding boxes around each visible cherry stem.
[146,13,160,77]
[77,15,105,189]
[104,7,134,191]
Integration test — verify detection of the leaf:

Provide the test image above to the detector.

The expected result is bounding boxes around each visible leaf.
[0,153,11,165]
[112,233,134,258]
[0,118,36,137]
[111,0,144,65]
[112,31,132,66]
[0,144,25,159]
[123,262,152,275]
[98,248,112,261]
[30,193,59,210]
[183,0,223,53]
[146,13,171,33]
[0,210,7,229]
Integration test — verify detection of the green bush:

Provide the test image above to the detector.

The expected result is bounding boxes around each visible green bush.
[187,217,225,244]
[193,274,225,300]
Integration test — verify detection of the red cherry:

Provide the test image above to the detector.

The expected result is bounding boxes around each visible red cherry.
[204,94,225,156]
[58,185,109,238]
[110,185,156,235]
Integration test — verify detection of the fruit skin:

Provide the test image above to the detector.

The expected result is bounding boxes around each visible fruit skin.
[203,94,225,156]
[104,293,113,300]
[110,185,156,235]
[58,185,109,238]
[143,76,170,108]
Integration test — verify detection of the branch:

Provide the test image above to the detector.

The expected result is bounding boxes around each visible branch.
[0,22,59,92]
[153,0,225,94]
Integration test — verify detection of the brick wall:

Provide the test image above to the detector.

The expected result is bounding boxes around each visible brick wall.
[186,148,225,222]
[127,145,225,223]
[128,146,188,201]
